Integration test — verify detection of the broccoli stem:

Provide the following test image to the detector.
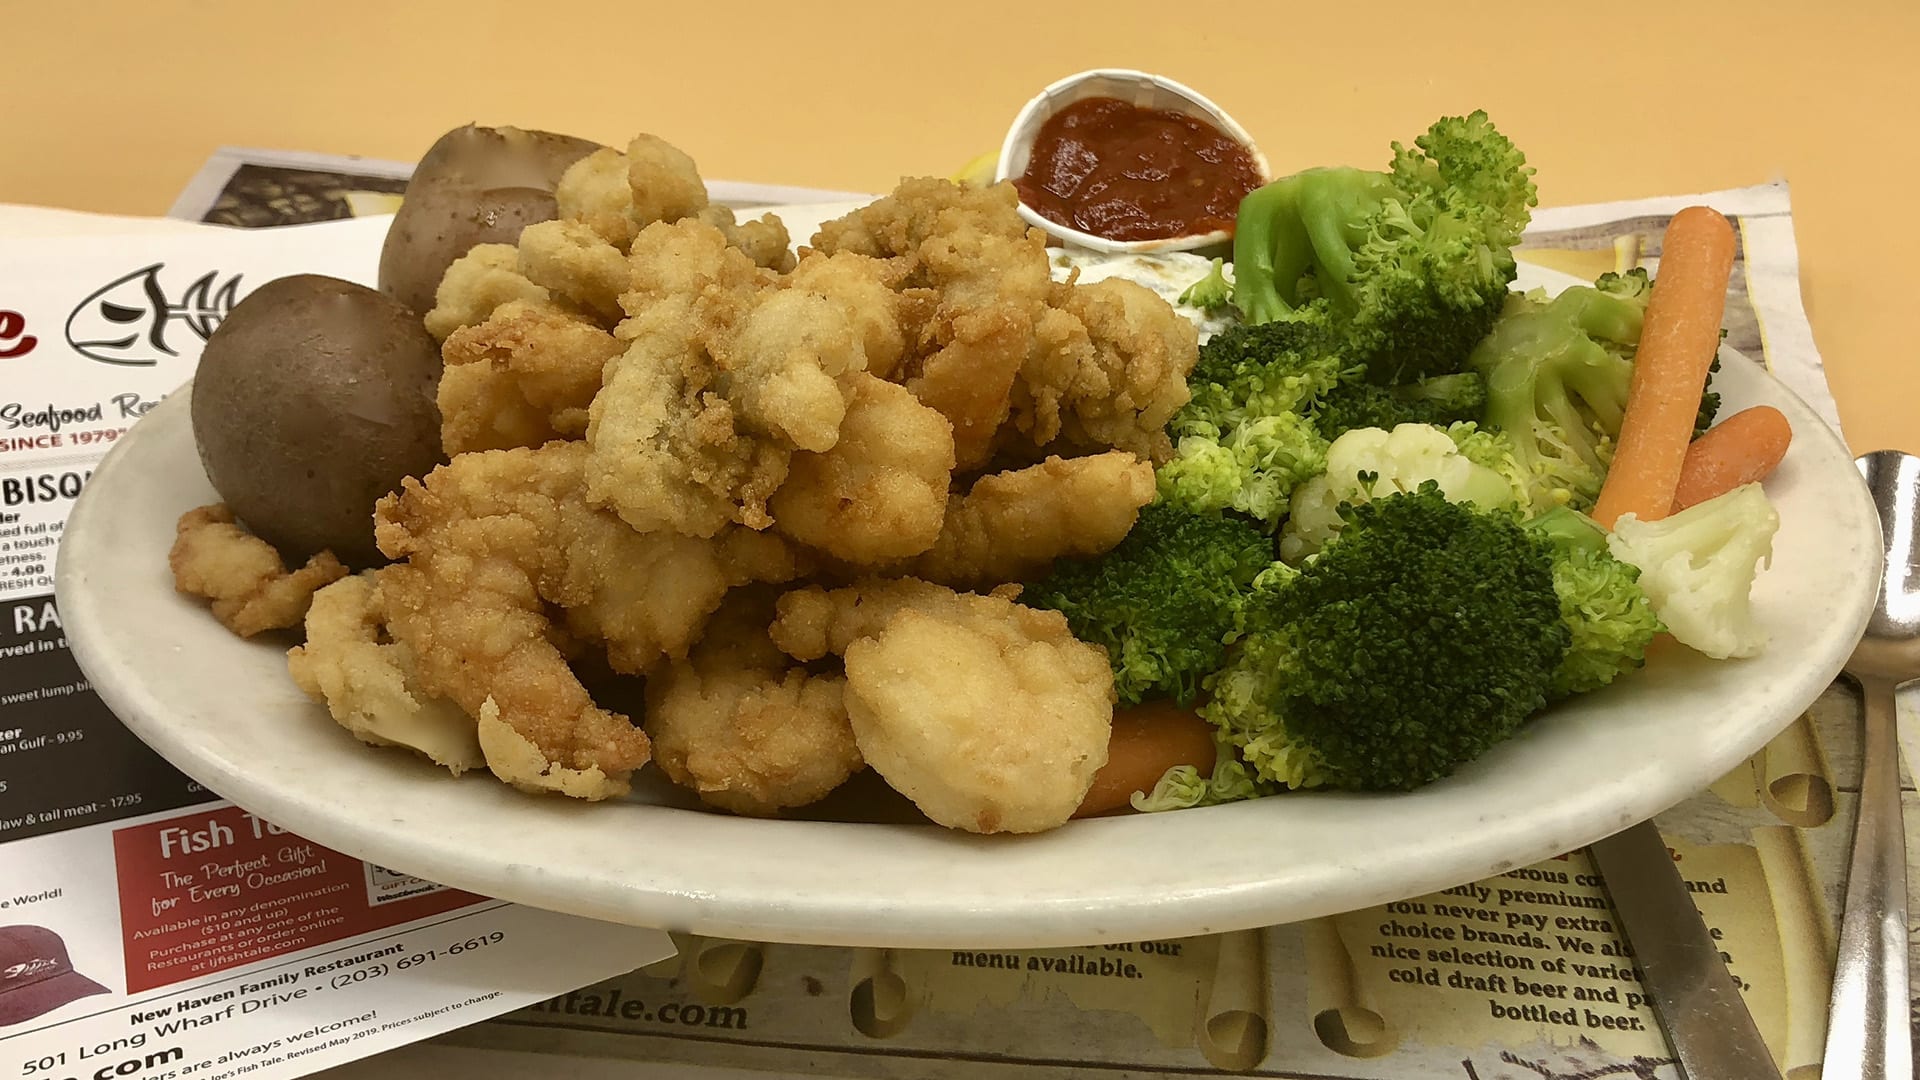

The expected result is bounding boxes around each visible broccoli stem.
[1232,178,1312,324]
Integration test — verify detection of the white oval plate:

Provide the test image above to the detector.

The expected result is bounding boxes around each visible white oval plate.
[57,231,1879,948]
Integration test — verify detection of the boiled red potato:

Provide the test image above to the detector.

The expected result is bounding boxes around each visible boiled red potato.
[377,124,603,316]
[191,275,445,568]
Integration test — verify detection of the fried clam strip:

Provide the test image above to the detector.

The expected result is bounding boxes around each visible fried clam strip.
[1009,278,1198,463]
[708,283,869,454]
[169,504,347,637]
[910,451,1156,587]
[811,180,1049,471]
[809,176,1030,264]
[769,373,955,565]
[586,220,785,537]
[805,583,1113,834]
[427,131,788,345]
[644,590,861,816]
[516,218,631,325]
[812,179,1198,467]
[782,251,925,381]
[554,134,793,271]
[373,441,801,799]
[438,300,622,454]
[286,571,483,774]
[768,577,1021,663]
[423,243,553,343]
[589,219,885,538]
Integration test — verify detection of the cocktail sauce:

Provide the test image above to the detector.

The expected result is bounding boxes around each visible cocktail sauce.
[1013,96,1263,243]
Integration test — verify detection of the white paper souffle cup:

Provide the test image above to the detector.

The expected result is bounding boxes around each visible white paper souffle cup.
[993,69,1270,255]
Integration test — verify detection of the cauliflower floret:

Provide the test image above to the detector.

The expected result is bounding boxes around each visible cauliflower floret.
[1282,423,1520,562]
[1606,482,1779,660]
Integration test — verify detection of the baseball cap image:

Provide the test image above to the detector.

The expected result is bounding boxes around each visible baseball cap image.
[0,925,110,1026]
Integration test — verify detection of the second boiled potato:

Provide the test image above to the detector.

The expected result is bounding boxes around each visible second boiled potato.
[378,124,603,316]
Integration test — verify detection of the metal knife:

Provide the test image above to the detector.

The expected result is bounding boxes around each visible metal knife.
[1588,819,1782,1079]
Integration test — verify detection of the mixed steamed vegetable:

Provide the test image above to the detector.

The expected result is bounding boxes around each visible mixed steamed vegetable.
[1029,111,1789,809]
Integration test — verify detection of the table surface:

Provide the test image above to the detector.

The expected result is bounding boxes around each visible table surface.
[7,2,1914,453]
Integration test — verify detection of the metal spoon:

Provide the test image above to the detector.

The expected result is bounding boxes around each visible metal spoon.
[1825,449,1918,1079]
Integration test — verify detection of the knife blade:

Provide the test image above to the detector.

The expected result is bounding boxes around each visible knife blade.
[1588,819,1781,1079]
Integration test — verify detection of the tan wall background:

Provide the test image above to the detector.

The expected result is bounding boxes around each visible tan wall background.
[4,1,1913,450]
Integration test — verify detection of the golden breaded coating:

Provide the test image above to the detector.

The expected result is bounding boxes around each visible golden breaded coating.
[552,136,791,270]
[373,442,802,796]
[1026,278,1197,462]
[517,219,630,325]
[811,178,1198,470]
[768,577,1020,662]
[556,147,644,250]
[808,177,1030,265]
[287,572,483,774]
[586,308,791,537]
[621,218,770,323]
[438,300,621,454]
[626,133,710,226]
[169,504,348,637]
[812,180,1055,471]
[842,590,1113,834]
[698,206,796,273]
[711,288,866,453]
[590,218,883,537]
[644,591,860,815]
[783,251,915,379]
[771,374,954,564]
[593,220,785,534]
[423,243,552,342]
[912,451,1156,586]
[477,699,629,801]
[906,302,1031,471]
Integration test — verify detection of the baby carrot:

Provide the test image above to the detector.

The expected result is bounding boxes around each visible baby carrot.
[1592,207,1737,528]
[1075,699,1218,818]
[1672,405,1792,511]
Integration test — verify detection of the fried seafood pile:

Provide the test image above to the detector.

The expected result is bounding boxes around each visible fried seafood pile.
[172,135,1199,833]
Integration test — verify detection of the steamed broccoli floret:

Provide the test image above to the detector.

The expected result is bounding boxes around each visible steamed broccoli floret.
[1472,269,1728,510]
[1231,111,1537,383]
[1281,423,1525,561]
[1025,504,1276,706]
[1447,421,1533,505]
[1158,413,1328,526]
[1178,258,1234,311]
[1312,371,1487,442]
[1469,273,1649,509]
[1526,507,1662,697]
[1160,321,1349,527]
[1179,319,1350,430]
[1606,483,1779,660]
[1203,486,1570,791]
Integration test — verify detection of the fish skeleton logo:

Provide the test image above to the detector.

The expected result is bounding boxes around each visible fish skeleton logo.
[64,264,242,366]
[2,957,59,980]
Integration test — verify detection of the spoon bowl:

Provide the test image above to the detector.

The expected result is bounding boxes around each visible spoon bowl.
[1822,448,1917,1080]
[1850,450,1920,679]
